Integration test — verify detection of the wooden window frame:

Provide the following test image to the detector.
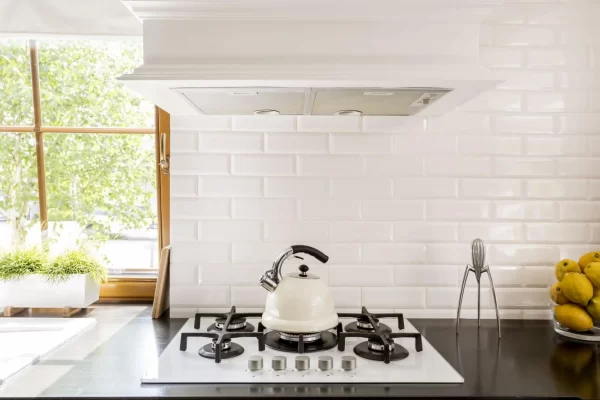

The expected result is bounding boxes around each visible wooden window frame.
[1,39,171,301]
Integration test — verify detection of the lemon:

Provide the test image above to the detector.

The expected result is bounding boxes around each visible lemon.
[584,262,600,287]
[579,251,600,272]
[555,259,580,281]
[587,297,600,321]
[554,303,593,332]
[550,282,570,305]
[561,272,593,306]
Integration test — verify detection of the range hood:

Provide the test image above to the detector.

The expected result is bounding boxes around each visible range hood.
[120,0,503,117]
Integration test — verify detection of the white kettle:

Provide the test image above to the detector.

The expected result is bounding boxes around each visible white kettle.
[259,245,338,333]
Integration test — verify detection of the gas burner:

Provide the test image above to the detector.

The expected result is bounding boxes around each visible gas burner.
[198,338,244,360]
[180,306,265,363]
[338,307,422,364]
[263,323,342,354]
[279,331,322,343]
[354,338,409,362]
[340,306,401,333]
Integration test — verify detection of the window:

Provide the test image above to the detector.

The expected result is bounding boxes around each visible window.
[0,39,163,281]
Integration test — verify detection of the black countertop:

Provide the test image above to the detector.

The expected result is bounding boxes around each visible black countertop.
[12,308,598,399]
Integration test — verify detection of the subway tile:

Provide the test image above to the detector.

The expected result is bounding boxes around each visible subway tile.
[230,287,267,308]
[170,285,230,308]
[527,180,587,199]
[171,220,198,242]
[362,287,426,309]
[171,132,198,153]
[171,154,230,175]
[527,48,587,68]
[331,222,393,242]
[491,244,560,265]
[393,135,457,154]
[362,244,426,264]
[314,243,361,264]
[199,220,262,242]
[426,113,491,134]
[331,133,392,154]
[464,266,522,288]
[364,156,423,177]
[199,132,263,153]
[589,92,600,111]
[300,199,360,220]
[496,116,554,134]
[480,47,524,68]
[298,155,362,177]
[559,202,600,221]
[460,179,522,198]
[522,266,553,287]
[459,91,522,112]
[426,200,491,220]
[527,92,588,112]
[232,242,297,263]
[199,264,264,286]
[170,263,199,285]
[171,198,230,219]
[495,288,548,308]
[495,70,554,90]
[557,71,600,90]
[265,177,328,198]
[171,115,231,131]
[394,222,458,242]
[329,265,394,287]
[558,114,600,134]
[588,180,600,200]
[394,265,459,287]
[558,158,600,177]
[426,156,491,177]
[494,25,554,46]
[298,116,362,132]
[526,137,589,156]
[330,287,362,309]
[362,116,424,134]
[591,225,600,243]
[494,157,554,177]
[458,136,522,156]
[394,178,457,198]
[232,155,295,176]
[362,200,424,221]
[458,223,522,243]
[171,176,198,197]
[232,115,296,132]
[494,201,555,220]
[426,287,490,309]
[559,245,600,261]
[199,176,262,197]
[232,198,296,220]
[331,178,392,199]
[264,221,329,242]
[171,242,230,264]
[426,243,472,264]
[266,132,328,153]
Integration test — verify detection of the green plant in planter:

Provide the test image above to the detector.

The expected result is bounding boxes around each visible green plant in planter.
[0,247,48,281]
[44,250,108,285]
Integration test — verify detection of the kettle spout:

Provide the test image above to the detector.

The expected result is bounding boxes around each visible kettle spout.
[259,272,278,292]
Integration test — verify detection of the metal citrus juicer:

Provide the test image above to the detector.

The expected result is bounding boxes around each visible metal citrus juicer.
[456,238,501,338]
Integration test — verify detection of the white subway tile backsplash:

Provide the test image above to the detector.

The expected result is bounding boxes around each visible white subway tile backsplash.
[331,178,392,199]
[233,198,296,220]
[460,179,522,198]
[331,222,393,242]
[169,6,600,319]
[298,155,362,177]
[266,132,328,153]
[199,132,263,153]
[232,155,295,176]
[363,201,424,221]
[331,133,391,154]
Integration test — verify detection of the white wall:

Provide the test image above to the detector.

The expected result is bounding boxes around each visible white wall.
[169,0,600,319]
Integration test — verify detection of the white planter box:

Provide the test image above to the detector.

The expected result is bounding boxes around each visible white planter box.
[0,274,100,308]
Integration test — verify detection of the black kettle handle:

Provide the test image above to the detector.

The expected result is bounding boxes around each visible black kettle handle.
[291,245,329,264]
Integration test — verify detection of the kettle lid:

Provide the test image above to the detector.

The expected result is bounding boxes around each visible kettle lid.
[287,264,319,279]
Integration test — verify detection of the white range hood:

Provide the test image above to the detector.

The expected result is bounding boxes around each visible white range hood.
[120,0,503,117]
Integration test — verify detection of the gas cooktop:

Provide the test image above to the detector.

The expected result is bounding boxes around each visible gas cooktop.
[142,307,463,384]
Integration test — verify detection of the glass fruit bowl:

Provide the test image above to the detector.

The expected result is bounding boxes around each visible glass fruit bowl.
[551,257,600,342]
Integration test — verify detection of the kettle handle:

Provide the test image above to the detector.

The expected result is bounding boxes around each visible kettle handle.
[291,245,329,264]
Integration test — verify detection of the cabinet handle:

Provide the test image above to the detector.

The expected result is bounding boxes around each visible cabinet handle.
[159,132,169,174]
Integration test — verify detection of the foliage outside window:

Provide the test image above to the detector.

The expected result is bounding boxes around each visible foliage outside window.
[0,39,157,273]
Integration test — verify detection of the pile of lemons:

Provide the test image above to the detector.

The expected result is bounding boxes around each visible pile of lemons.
[552,252,600,332]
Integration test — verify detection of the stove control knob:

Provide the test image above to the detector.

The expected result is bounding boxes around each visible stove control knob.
[341,355,357,371]
[318,356,333,371]
[295,355,310,371]
[272,356,287,371]
[248,355,263,371]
